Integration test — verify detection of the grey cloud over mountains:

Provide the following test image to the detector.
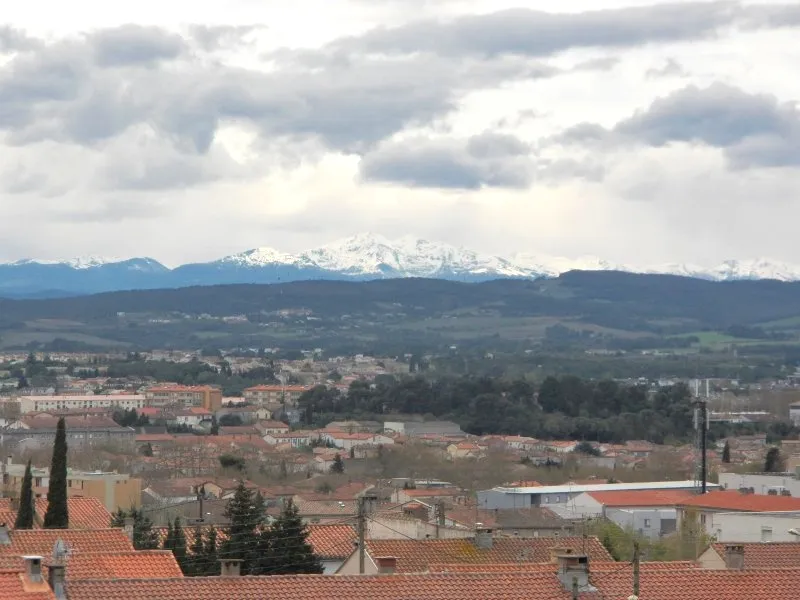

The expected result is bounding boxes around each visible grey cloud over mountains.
[559,83,800,170]
[0,2,799,194]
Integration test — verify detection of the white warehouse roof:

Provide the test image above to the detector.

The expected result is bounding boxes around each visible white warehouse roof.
[488,480,720,495]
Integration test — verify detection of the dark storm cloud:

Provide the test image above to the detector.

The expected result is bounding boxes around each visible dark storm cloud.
[359,132,534,189]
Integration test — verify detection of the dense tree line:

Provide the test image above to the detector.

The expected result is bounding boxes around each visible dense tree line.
[298,376,698,444]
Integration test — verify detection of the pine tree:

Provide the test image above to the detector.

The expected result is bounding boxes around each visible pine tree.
[111,507,159,550]
[43,417,69,529]
[765,447,783,472]
[172,517,189,573]
[14,460,34,529]
[163,520,175,551]
[722,441,731,463]
[220,481,264,574]
[330,454,344,474]
[253,499,322,575]
[210,416,219,436]
[188,527,205,576]
[204,526,220,576]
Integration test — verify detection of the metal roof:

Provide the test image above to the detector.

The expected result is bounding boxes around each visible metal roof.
[487,480,720,495]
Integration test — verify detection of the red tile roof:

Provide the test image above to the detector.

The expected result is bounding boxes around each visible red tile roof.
[587,490,695,507]
[34,497,112,530]
[306,524,357,560]
[60,572,579,600]
[63,551,183,580]
[428,561,699,573]
[0,528,134,556]
[678,490,800,512]
[709,542,800,569]
[363,537,613,573]
[0,570,55,600]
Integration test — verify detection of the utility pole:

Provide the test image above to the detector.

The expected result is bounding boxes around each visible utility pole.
[357,496,366,574]
[693,398,709,494]
[195,485,205,523]
[632,540,640,598]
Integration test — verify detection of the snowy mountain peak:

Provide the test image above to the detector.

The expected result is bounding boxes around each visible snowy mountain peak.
[216,246,296,268]
[4,256,167,271]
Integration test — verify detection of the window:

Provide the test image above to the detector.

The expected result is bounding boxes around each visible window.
[643,518,651,528]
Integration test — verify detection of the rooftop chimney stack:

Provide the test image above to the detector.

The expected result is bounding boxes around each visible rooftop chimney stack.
[46,562,67,600]
[0,524,10,545]
[474,525,493,550]
[556,553,595,596]
[549,546,573,563]
[219,558,243,577]
[375,556,397,574]
[22,556,43,584]
[724,544,745,570]
[123,517,134,541]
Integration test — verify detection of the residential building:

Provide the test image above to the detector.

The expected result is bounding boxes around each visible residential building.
[478,480,715,510]
[1,394,146,414]
[718,471,800,496]
[321,432,394,450]
[23,558,800,600]
[336,534,612,574]
[243,384,310,405]
[698,542,800,569]
[0,415,135,450]
[255,420,290,435]
[145,385,222,411]
[383,421,465,437]
[263,432,314,448]
[676,490,800,535]
[0,460,141,511]
[704,511,800,542]
[306,524,357,573]
[790,402,800,426]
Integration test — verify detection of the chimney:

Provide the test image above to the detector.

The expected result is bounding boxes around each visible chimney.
[724,544,745,570]
[219,558,243,577]
[6,456,11,466]
[362,491,379,516]
[46,562,66,600]
[549,546,573,563]
[22,556,44,583]
[0,524,10,545]
[375,556,397,574]
[123,517,134,541]
[474,525,493,550]
[556,553,595,597]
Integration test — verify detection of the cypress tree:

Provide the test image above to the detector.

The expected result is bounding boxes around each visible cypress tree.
[330,454,344,474]
[722,441,731,463]
[14,460,34,529]
[43,417,69,529]
[112,507,160,550]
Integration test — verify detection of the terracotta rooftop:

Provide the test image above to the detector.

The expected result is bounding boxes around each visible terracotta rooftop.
[363,537,613,573]
[63,550,183,580]
[678,490,800,512]
[709,542,800,569]
[0,570,55,600]
[586,490,695,507]
[33,497,112,530]
[306,524,357,559]
[64,567,800,600]
[428,560,699,573]
[0,528,134,556]
[58,572,579,600]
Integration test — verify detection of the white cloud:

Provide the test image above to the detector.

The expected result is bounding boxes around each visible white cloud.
[0,0,799,267]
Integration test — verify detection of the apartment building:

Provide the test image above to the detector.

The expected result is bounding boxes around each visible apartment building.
[243,384,310,405]
[0,458,142,510]
[2,394,146,414]
[0,414,136,449]
[144,385,222,411]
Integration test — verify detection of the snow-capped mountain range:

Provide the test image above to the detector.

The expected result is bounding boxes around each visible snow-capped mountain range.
[2,233,800,298]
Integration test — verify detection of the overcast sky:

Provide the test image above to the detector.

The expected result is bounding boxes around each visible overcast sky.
[1,0,799,267]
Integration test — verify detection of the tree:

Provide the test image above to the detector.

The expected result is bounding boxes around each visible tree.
[330,454,345,474]
[209,416,219,436]
[204,526,220,576]
[722,441,731,464]
[220,481,265,574]
[765,447,784,472]
[172,517,189,573]
[252,499,322,575]
[111,507,160,550]
[43,417,69,529]
[187,527,205,576]
[574,441,601,457]
[163,520,175,552]
[14,460,34,530]
[219,454,246,471]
